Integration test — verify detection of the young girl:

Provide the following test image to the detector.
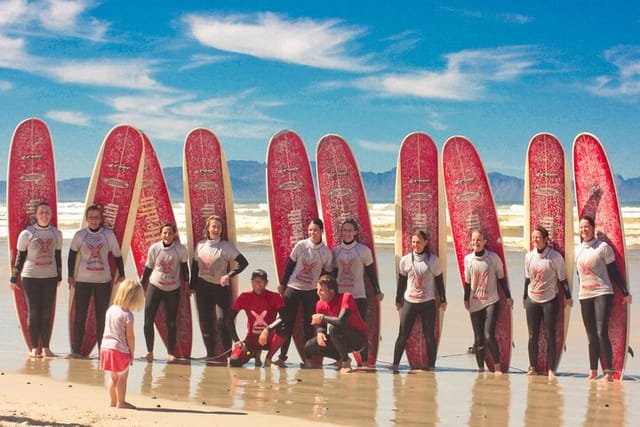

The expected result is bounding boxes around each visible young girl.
[464,229,512,374]
[99,279,145,409]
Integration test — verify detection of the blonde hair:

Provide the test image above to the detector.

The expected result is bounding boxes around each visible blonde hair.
[203,214,224,239]
[112,279,145,311]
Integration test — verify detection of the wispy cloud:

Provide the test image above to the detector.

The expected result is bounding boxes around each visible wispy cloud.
[45,109,91,126]
[441,6,532,25]
[352,45,542,100]
[183,12,376,72]
[588,46,640,99]
[426,111,447,131]
[179,53,232,71]
[45,59,166,90]
[356,139,398,153]
[100,91,283,141]
[0,80,12,91]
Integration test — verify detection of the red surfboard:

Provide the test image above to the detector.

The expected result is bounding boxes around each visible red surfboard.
[183,128,237,360]
[395,132,446,369]
[7,118,58,351]
[69,124,144,357]
[573,133,629,380]
[442,136,512,373]
[315,134,381,366]
[130,132,192,359]
[524,133,573,374]
[266,130,319,361]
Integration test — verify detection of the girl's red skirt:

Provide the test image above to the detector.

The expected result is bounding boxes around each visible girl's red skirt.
[99,348,132,373]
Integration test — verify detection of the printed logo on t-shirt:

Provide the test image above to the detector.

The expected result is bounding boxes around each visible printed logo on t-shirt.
[409,272,425,299]
[87,242,105,271]
[35,238,54,266]
[250,310,268,334]
[577,257,598,289]
[158,257,176,286]
[472,270,489,301]
[530,266,545,296]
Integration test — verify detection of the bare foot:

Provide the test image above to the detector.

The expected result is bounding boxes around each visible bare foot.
[41,348,56,357]
[527,366,537,376]
[144,352,153,362]
[339,367,352,374]
[587,370,598,380]
[117,402,136,409]
[167,354,176,363]
[601,372,613,382]
[548,370,557,381]
[110,402,117,407]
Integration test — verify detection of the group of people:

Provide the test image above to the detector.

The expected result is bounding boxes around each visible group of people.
[9,203,634,407]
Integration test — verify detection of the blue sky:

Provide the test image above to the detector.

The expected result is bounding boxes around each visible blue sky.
[1,0,640,180]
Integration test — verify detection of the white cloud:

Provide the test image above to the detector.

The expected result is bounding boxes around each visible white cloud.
[45,59,165,90]
[0,34,32,68]
[0,0,29,27]
[183,12,376,72]
[100,91,283,142]
[588,46,640,98]
[45,109,90,125]
[179,54,231,71]
[356,139,398,153]
[426,112,447,131]
[353,45,541,100]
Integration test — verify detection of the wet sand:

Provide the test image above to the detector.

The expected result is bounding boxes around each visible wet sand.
[1,242,639,426]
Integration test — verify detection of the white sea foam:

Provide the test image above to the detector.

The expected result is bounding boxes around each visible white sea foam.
[3,202,640,249]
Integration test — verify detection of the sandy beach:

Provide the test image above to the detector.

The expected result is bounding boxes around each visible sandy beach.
[1,242,639,426]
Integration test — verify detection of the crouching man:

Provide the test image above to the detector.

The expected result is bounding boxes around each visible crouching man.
[304,274,368,373]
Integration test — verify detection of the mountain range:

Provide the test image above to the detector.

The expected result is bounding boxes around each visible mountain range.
[3,160,640,203]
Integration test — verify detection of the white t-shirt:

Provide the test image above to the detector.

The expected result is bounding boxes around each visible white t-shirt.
[332,241,374,299]
[17,224,63,279]
[194,239,240,284]
[464,250,504,313]
[524,246,567,303]
[287,238,333,291]
[575,239,616,300]
[398,251,443,304]
[145,240,189,291]
[70,227,121,283]
[101,305,133,354]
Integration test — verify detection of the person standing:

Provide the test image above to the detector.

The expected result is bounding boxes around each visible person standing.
[392,230,446,372]
[523,224,572,379]
[464,229,513,374]
[191,214,248,360]
[140,223,189,362]
[68,204,125,358]
[275,218,333,367]
[575,215,632,381]
[10,202,63,358]
[332,217,383,367]
[99,279,145,409]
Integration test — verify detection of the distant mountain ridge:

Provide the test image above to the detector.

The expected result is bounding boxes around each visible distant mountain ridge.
[3,160,640,203]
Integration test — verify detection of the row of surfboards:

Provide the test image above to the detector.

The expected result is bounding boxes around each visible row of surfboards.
[6,118,630,377]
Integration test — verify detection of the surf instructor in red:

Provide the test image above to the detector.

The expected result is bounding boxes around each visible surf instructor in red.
[305,274,367,373]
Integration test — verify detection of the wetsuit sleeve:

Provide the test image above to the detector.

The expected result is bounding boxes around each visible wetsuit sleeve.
[114,256,125,278]
[365,264,382,294]
[499,278,512,299]
[395,274,408,305]
[281,258,296,287]
[228,254,248,278]
[560,279,571,299]
[464,282,471,303]
[318,307,351,334]
[67,249,77,279]
[10,250,27,283]
[523,278,530,300]
[435,273,446,304]
[189,260,199,290]
[226,309,241,342]
[180,262,189,283]
[140,267,152,285]
[606,262,629,296]
[55,249,62,281]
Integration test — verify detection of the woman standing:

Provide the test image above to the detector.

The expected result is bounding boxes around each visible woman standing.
[464,229,513,374]
[575,215,632,381]
[523,225,572,379]
[140,223,189,362]
[191,214,248,360]
[332,218,383,367]
[10,202,63,358]
[392,230,446,372]
[68,204,125,358]
[275,218,333,367]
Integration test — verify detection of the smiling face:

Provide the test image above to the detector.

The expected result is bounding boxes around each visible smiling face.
[341,222,357,243]
[316,282,335,302]
[579,219,595,242]
[207,219,223,240]
[308,222,323,244]
[85,208,102,229]
[411,233,428,254]
[35,204,52,227]
[160,225,176,245]
[251,277,268,294]
[531,230,547,250]
[471,231,487,252]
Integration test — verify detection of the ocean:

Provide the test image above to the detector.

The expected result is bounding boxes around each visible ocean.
[3,202,640,249]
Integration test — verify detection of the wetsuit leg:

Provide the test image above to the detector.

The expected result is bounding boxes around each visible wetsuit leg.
[393,301,419,366]
[525,298,543,368]
[39,278,57,348]
[144,285,163,353]
[580,297,599,370]
[163,288,181,355]
[94,282,112,350]
[278,287,302,361]
[301,289,320,341]
[327,324,367,362]
[594,294,613,371]
[195,279,216,357]
[419,300,437,368]
[21,277,43,349]
[484,301,501,364]
[542,297,559,372]
[470,308,487,369]
[355,298,369,363]
[72,282,93,353]
[213,283,233,353]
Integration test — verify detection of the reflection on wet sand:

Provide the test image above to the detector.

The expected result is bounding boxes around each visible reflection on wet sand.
[392,371,438,426]
[524,376,564,426]
[583,381,626,426]
[468,374,510,426]
[66,358,106,388]
[140,361,193,401]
